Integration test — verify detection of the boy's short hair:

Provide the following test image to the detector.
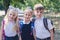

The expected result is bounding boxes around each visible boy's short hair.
[34,3,44,10]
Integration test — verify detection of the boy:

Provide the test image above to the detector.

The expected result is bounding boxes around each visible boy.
[33,3,54,40]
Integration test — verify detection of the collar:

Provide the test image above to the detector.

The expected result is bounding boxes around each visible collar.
[36,16,44,20]
[23,20,30,24]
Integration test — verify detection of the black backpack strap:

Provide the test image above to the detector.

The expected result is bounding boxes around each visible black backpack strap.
[43,18,50,32]
[51,20,53,25]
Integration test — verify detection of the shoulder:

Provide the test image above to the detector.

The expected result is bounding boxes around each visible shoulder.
[18,20,24,28]
[47,18,51,22]
[47,18,53,25]
[19,19,23,23]
[43,18,51,22]
[43,18,53,25]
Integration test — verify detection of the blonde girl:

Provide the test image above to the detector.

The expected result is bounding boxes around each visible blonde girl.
[0,8,19,40]
[19,8,35,40]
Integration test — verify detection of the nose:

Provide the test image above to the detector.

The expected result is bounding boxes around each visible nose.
[26,15,29,17]
[10,15,13,18]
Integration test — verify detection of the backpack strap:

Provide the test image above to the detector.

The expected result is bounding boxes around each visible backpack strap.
[1,20,5,28]
[31,21,34,31]
[19,20,24,34]
[31,18,36,29]
[1,20,4,36]
[2,20,5,40]
[43,18,50,32]
[30,18,35,35]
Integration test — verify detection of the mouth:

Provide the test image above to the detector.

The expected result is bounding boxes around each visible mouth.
[10,17,13,19]
[40,12,42,13]
[26,18,29,19]
[25,17,29,20]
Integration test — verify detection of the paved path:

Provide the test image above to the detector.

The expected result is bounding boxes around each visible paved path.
[54,30,60,40]
[0,11,5,16]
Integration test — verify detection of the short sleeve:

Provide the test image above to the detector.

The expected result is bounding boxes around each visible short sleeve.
[47,19,53,30]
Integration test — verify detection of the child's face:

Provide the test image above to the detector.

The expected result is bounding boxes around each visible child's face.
[34,8,44,18]
[8,11,17,21]
[24,11,32,21]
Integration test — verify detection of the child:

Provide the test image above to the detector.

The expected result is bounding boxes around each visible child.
[0,8,19,40]
[19,8,35,40]
[33,4,54,40]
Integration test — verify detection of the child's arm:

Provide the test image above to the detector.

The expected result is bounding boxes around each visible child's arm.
[33,28,36,40]
[48,19,54,40]
[50,29,54,40]
[16,18,20,34]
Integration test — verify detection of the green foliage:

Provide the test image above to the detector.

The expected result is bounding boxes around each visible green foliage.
[0,0,60,12]
[0,0,4,10]
[10,0,60,12]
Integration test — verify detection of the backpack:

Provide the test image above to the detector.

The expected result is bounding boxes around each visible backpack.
[32,18,55,33]
[1,20,5,40]
[43,18,55,33]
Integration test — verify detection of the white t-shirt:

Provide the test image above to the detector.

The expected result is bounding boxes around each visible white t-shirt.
[4,21,17,37]
[34,17,53,39]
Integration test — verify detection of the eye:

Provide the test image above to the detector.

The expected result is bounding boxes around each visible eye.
[25,13,27,16]
[28,14,30,16]
[13,15,15,16]
[26,14,27,15]
[10,14,12,15]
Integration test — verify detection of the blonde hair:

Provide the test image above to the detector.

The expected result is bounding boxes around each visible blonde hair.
[4,8,18,23]
[4,8,19,32]
[24,7,33,15]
